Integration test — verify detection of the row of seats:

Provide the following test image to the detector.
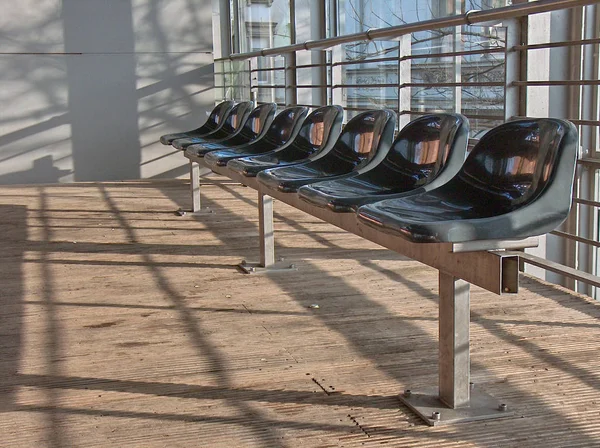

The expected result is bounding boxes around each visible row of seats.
[161,102,578,244]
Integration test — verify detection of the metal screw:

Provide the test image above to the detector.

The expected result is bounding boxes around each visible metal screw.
[290,264,296,269]
[278,257,285,262]
[404,389,412,398]
[431,411,441,421]
[499,403,508,412]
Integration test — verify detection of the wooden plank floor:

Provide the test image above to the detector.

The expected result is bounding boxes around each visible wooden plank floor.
[1,178,599,447]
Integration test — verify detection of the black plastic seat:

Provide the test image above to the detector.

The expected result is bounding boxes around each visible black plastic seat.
[227,105,344,177]
[171,101,255,150]
[159,100,235,146]
[203,106,309,168]
[297,113,469,212]
[357,118,578,243]
[183,103,277,156]
[257,109,396,193]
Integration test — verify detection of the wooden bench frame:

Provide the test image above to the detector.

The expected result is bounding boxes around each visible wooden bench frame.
[185,153,538,426]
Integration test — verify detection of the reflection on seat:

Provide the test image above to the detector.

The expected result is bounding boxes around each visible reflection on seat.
[159,101,235,146]
[357,118,578,243]
[184,103,278,157]
[257,109,396,193]
[298,113,469,212]
[227,105,344,177]
[171,101,255,150]
[202,106,308,168]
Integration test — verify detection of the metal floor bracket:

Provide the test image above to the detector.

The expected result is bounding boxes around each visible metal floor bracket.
[399,388,513,426]
[188,208,214,215]
[237,260,298,274]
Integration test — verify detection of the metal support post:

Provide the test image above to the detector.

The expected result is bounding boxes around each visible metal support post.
[399,271,513,425]
[439,272,470,408]
[238,192,297,274]
[259,193,275,268]
[190,160,201,212]
[186,160,214,215]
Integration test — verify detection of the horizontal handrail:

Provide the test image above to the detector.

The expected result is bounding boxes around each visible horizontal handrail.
[400,110,503,121]
[550,230,600,248]
[513,80,600,86]
[573,198,600,208]
[333,81,504,89]
[507,251,600,289]
[216,0,598,62]
[514,37,600,50]
[400,47,505,61]
[249,84,333,89]
[332,56,400,66]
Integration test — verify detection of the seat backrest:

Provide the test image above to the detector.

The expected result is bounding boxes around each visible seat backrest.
[219,101,254,134]
[380,113,469,189]
[236,103,278,140]
[262,106,308,145]
[292,105,344,156]
[456,118,578,213]
[329,109,396,170]
[204,100,236,131]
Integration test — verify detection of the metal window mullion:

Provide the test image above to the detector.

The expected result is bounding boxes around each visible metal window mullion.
[310,0,327,106]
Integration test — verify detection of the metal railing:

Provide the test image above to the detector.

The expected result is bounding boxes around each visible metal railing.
[214,0,600,298]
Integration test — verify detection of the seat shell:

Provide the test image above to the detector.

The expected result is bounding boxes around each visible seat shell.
[203,106,309,168]
[185,103,278,157]
[227,105,344,177]
[298,113,469,212]
[171,101,255,150]
[159,100,235,145]
[357,118,579,243]
[257,109,396,193]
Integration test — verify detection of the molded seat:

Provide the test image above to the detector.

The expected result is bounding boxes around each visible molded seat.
[257,109,396,193]
[171,101,255,150]
[203,106,309,168]
[357,118,578,243]
[183,103,277,156]
[227,105,344,177]
[159,100,235,145]
[298,113,469,212]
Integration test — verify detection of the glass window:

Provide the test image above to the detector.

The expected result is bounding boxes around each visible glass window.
[233,0,291,53]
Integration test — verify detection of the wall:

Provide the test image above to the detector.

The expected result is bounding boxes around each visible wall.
[0,0,214,183]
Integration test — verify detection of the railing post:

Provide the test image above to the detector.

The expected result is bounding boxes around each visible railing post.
[504,17,525,120]
[332,45,344,109]
[285,53,298,106]
[398,34,412,130]
[453,0,462,115]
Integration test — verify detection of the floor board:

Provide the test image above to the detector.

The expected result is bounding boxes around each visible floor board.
[0,179,599,447]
